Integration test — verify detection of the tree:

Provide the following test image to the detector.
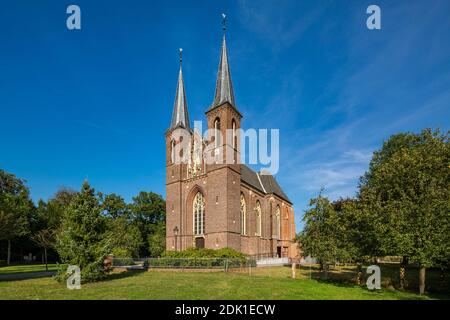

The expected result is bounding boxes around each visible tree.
[31,229,55,271]
[298,192,341,277]
[360,129,449,294]
[0,170,33,265]
[103,193,129,219]
[107,216,143,258]
[55,181,111,283]
[148,221,166,257]
[130,192,165,256]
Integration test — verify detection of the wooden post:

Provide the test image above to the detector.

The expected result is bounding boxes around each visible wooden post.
[292,262,296,279]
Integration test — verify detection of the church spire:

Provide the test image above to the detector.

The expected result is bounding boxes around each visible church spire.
[169,48,190,131]
[211,14,236,110]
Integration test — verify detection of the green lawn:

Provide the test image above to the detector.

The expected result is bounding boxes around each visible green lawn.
[0,264,59,275]
[0,266,442,300]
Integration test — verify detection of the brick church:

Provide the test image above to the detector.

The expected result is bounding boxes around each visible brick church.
[165,26,299,259]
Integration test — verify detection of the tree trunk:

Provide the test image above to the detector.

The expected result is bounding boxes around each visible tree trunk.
[399,256,408,289]
[44,248,48,272]
[323,263,329,279]
[7,240,11,265]
[355,263,363,285]
[419,266,426,295]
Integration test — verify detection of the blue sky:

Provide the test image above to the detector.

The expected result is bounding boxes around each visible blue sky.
[0,0,449,231]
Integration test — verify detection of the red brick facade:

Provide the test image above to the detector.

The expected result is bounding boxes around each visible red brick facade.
[165,102,299,259]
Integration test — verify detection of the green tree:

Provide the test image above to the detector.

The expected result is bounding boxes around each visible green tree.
[107,216,143,257]
[298,192,341,277]
[360,129,450,294]
[0,170,33,265]
[55,181,111,283]
[31,229,55,271]
[103,193,129,219]
[36,188,76,230]
[148,221,166,257]
[130,192,165,256]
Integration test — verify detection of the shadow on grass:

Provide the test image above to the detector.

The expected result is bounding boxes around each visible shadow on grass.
[0,271,56,282]
[301,265,450,300]
[102,269,147,282]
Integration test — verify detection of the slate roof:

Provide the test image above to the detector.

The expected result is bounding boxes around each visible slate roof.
[210,35,236,110]
[240,165,292,204]
[169,66,190,131]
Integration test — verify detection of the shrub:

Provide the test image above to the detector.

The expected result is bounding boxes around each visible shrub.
[161,247,246,259]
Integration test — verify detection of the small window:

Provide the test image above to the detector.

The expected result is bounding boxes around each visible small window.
[256,201,262,236]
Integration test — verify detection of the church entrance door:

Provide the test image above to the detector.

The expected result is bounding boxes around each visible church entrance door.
[195,237,205,249]
[277,246,281,258]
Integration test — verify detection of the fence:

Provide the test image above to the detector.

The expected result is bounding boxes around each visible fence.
[111,257,257,272]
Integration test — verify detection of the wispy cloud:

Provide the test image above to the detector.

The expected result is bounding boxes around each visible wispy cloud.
[237,1,450,231]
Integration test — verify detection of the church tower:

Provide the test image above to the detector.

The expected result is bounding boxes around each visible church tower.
[165,49,191,251]
[203,17,243,250]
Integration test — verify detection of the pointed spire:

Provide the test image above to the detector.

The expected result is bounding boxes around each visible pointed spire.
[169,48,190,131]
[211,13,236,109]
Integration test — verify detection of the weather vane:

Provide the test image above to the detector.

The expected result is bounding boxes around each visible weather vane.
[179,48,183,66]
[222,13,227,32]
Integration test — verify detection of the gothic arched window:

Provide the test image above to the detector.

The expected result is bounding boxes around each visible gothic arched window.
[255,201,261,236]
[275,205,281,239]
[171,140,175,163]
[240,194,246,235]
[193,192,205,236]
[232,119,236,149]
[214,118,221,148]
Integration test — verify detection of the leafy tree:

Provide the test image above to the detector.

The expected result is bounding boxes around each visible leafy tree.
[360,129,449,294]
[31,229,55,271]
[298,192,342,277]
[36,188,76,230]
[148,221,166,257]
[103,193,129,218]
[130,192,165,256]
[0,170,33,265]
[107,216,143,257]
[55,181,111,283]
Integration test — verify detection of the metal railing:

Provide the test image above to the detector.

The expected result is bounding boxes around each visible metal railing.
[111,257,257,271]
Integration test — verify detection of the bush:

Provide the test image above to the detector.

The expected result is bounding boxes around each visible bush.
[0,260,6,266]
[151,248,252,269]
[161,247,246,259]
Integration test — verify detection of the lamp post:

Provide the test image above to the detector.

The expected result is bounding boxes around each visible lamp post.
[173,226,179,251]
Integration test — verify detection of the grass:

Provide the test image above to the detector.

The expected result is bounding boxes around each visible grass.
[0,264,59,275]
[0,265,445,300]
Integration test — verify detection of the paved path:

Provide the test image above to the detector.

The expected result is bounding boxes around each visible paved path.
[0,271,56,281]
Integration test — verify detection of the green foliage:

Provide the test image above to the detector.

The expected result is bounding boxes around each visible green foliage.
[130,191,166,256]
[36,188,76,231]
[102,193,129,218]
[55,182,112,283]
[147,221,166,257]
[107,216,143,258]
[0,170,33,240]
[0,169,34,264]
[298,192,344,267]
[360,129,450,268]
[161,247,246,259]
